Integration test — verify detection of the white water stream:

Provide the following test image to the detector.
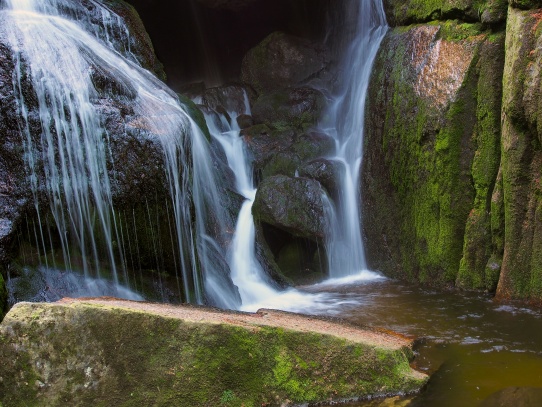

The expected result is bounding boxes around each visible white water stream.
[323,0,388,278]
[3,0,389,312]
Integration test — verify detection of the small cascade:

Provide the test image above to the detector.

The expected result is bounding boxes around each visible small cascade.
[322,0,388,277]
[2,0,239,305]
[201,91,280,309]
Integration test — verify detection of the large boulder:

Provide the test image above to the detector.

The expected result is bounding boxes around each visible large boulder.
[0,299,428,406]
[252,175,330,240]
[495,6,542,303]
[241,32,327,94]
[363,22,504,287]
[252,87,326,131]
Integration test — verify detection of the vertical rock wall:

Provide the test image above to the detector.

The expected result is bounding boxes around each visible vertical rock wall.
[364,0,542,303]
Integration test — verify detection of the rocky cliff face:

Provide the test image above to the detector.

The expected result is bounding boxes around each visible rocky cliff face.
[363,0,542,303]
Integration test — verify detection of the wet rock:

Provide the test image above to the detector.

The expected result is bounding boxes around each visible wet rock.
[241,32,327,94]
[252,87,326,130]
[363,22,503,287]
[236,114,253,129]
[242,125,296,170]
[252,175,330,240]
[292,130,335,161]
[95,0,166,80]
[0,299,428,406]
[261,152,301,179]
[201,83,255,117]
[0,6,214,297]
[480,387,542,406]
[299,158,343,198]
[495,7,542,303]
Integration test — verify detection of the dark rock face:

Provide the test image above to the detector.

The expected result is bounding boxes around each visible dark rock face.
[196,0,259,10]
[253,175,330,240]
[0,1,212,301]
[363,22,504,287]
[252,87,326,130]
[0,40,33,301]
[105,0,167,80]
[241,32,327,94]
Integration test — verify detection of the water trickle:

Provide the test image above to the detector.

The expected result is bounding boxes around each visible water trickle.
[322,0,388,277]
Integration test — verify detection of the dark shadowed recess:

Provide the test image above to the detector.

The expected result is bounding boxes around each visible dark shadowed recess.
[125,0,332,89]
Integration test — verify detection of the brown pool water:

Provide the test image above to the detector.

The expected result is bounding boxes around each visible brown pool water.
[300,280,542,406]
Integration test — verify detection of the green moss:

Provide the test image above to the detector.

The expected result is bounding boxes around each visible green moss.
[432,20,484,41]
[457,32,505,290]
[0,302,427,406]
[384,0,507,26]
[364,23,503,286]
[178,93,211,141]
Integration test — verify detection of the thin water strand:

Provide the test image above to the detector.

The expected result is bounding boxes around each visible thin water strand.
[323,0,388,277]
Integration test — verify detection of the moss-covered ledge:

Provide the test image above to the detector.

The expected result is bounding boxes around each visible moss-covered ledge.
[0,299,427,406]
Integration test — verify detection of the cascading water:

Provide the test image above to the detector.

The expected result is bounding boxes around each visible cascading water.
[1,0,239,306]
[201,91,281,309]
[322,0,388,278]
[197,0,389,312]
[3,0,388,312]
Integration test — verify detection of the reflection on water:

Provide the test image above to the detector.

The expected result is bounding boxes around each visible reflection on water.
[296,278,542,406]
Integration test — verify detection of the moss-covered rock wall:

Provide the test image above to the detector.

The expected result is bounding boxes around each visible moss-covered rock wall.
[364,21,504,287]
[363,1,542,303]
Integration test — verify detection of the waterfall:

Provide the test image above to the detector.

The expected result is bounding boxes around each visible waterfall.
[201,91,280,310]
[2,0,239,306]
[2,0,388,310]
[323,0,388,277]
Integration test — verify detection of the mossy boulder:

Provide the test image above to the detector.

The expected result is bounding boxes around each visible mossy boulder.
[363,22,504,286]
[260,131,336,179]
[253,175,330,240]
[0,299,428,406]
[495,6,542,303]
[252,87,326,131]
[241,32,327,94]
[383,0,508,26]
